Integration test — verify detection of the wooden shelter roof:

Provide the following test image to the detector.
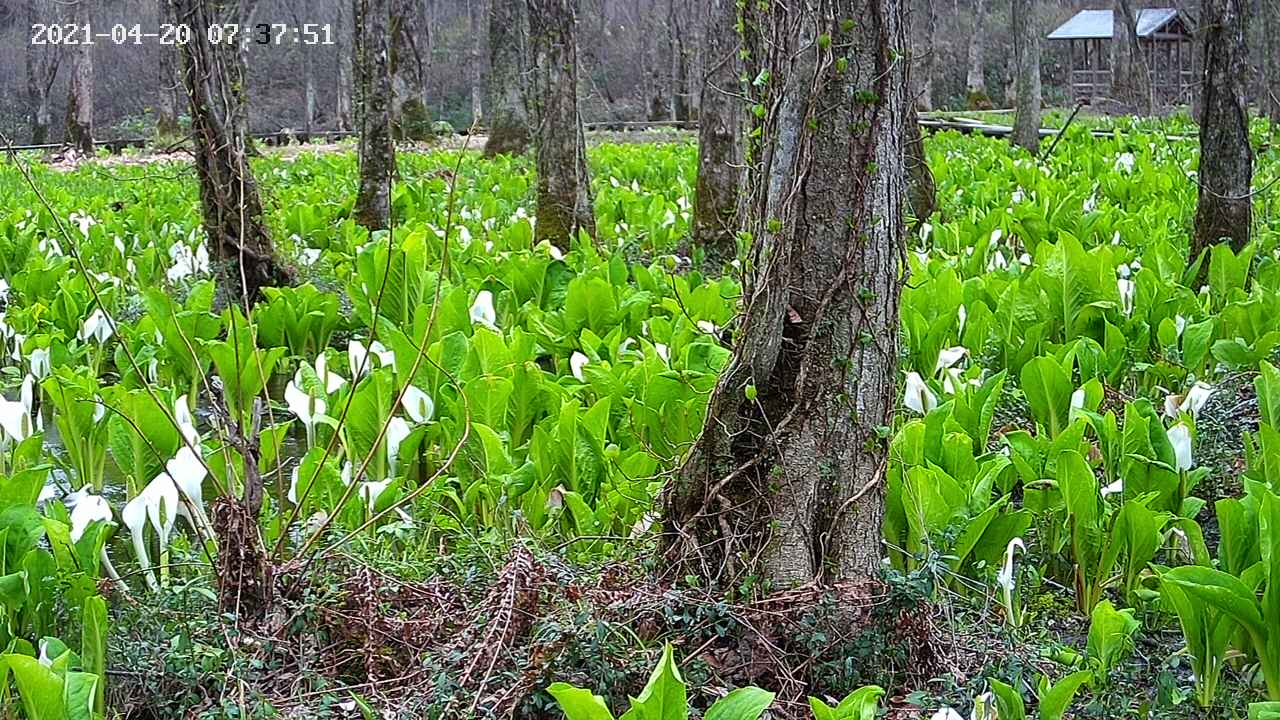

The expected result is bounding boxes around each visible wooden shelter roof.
[1046,8,1190,40]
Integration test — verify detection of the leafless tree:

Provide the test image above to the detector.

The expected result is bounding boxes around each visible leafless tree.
[390,0,429,138]
[965,0,990,108]
[1193,0,1252,257]
[354,0,396,229]
[1011,0,1041,151]
[691,0,740,268]
[484,0,532,155]
[527,0,595,247]
[1111,0,1151,112]
[23,0,61,145]
[663,0,908,589]
[64,0,94,154]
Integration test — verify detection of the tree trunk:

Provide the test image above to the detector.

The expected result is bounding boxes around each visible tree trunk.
[905,112,936,221]
[662,0,908,590]
[335,0,355,131]
[1011,0,1041,152]
[1264,0,1280,124]
[484,0,532,155]
[691,0,741,269]
[156,0,182,137]
[965,0,990,108]
[24,0,60,146]
[64,0,94,155]
[470,0,486,125]
[1192,0,1252,257]
[354,0,396,230]
[390,0,429,139]
[172,0,291,304]
[527,0,596,248]
[917,0,936,110]
[1111,0,1152,112]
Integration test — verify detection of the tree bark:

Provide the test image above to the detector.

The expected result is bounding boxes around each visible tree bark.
[390,0,429,139]
[527,0,596,248]
[1264,0,1280,125]
[965,0,990,108]
[1111,0,1151,112]
[335,0,355,131]
[354,0,396,230]
[172,0,291,304]
[156,0,182,137]
[64,0,95,155]
[905,112,935,220]
[1192,0,1252,257]
[470,0,486,125]
[917,0,936,110]
[484,0,532,155]
[663,0,908,590]
[24,0,60,146]
[1011,0,1041,152]
[691,0,741,269]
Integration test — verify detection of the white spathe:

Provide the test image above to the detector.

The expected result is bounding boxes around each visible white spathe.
[570,351,589,382]
[1168,422,1194,472]
[79,308,114,344]
[1180,382,1215,418]
[401,385,435,424]
[360,479,392,508]
[904,372,938,415]
[386,416,412,478]
[935,346,968,373]
[1117,278,1136,316]
[69,491,113,542]
[348,339,395,377]
[469,290,498,329]
[121,471,181,590]
[930,709,964,720]
[28,347,51,380]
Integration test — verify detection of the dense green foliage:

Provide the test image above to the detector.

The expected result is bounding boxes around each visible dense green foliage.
[1,120,1279,716]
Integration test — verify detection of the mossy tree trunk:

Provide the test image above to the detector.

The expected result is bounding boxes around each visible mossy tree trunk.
[965,0,990,109]
[1264,0,1280,125]
[156,0,182,137]
[527,0,595,248]
[905,111,935,221]
[691,0,741,269]
[354,0,396,230]
[390,0,430,139]
[335,0,355,132]
[1011,0,1041,153]
[64,0,95,155]
[1192,0,1252,258]
[663,0,908,591]
[24,0,60,146]
[484,0,532,155]
[917,0,936,110]
[172,0,291,304]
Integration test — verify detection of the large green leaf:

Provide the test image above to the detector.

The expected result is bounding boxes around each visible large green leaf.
[704,687,774,720]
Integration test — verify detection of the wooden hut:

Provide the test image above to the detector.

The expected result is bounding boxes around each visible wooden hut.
[1047,8,1195,103]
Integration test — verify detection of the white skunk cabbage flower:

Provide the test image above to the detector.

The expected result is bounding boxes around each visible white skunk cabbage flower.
[1168,422,1194,471]
[121,472,180,590]
[299,353,346,394]
[957,304,967,335]
[28,346,51,380]
[165,444,208,530]
[285,380,327,446]
[570,351,589,382]
[1071,387,1086,410]
[997,537,1026,627]
[931,709,964,720]
[79,308,114,344]
[654,343,670,364]
[1117,278,1136,316]
[386,416,412,478]
[904,372,938,415]
[971,692,995,720]
[0,395,35,445]
[348,339,395,377]
[69,491,113,542]
[1179,382,1214,418]
[469,290,498,329]
[1114,152,1136,173]
[360,479,392,509]
[935,346,968,373]
[174,394,199,446]
[401,385,434,423]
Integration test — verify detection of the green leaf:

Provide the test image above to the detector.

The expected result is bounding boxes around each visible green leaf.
[618,644,687,720]
[1037,670,1092,720]
[988,678,1026,720]
[704,687,774,720]
[1021,356,1074,438]
[548,683,616,720]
